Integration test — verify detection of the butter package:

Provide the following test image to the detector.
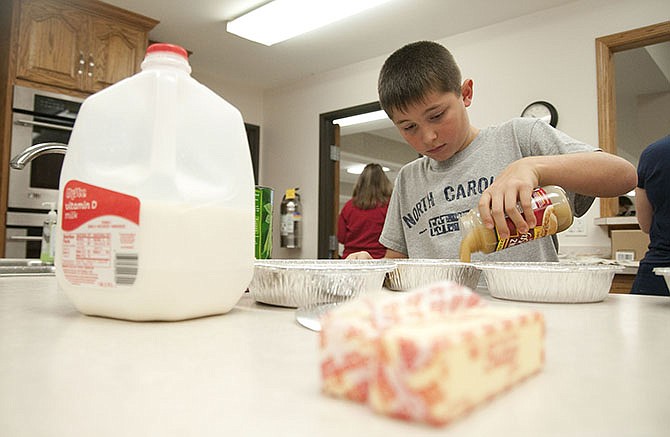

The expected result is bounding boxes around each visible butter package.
[368,306,545,426]
[319,281,482,402]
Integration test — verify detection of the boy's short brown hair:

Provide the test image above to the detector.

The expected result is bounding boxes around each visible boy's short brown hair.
[378,41,462,119]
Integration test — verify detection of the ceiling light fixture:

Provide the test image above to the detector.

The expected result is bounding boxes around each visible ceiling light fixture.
[333,109,388,127]
[226,0,392,46]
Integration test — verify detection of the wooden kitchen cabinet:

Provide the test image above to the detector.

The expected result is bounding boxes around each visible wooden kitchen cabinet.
[610,273,634,294]
[15,0,158,93]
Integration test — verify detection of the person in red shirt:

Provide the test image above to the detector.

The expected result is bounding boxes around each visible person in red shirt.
[338,163,393,259]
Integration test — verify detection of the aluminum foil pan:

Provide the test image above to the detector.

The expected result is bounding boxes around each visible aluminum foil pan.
[654,267,670,290]
[384,259,481,291]
[248,259,396,308]
[478,262,624,303]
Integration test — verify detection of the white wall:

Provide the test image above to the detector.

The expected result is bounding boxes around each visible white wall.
[193,70,264,126]
[262,60,383,257]
[637,92,670,159]
[260,0,670,258]
[617,91,670,167]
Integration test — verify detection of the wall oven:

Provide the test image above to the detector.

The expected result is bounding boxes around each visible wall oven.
[6,85,84,258]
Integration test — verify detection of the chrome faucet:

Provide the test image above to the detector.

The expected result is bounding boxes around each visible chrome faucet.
[10,142,68,169]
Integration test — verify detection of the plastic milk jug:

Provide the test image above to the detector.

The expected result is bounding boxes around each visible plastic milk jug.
[56,44,255,321]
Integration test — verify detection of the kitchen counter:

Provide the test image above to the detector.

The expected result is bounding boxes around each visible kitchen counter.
[1,277,669,436]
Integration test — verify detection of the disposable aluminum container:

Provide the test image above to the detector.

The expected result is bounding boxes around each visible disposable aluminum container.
[248,259,396,308]
[384,259,481,291]
[654,267,670,290]
[478,262,624,303]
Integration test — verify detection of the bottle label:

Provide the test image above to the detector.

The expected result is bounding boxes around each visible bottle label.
[40,220,55,264]
[280,214,294,235]
[495,187,558,251]
[60,180,140,288]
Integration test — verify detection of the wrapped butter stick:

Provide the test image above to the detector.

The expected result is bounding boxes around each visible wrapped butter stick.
[320,281,482,402]
[369,306,545,426]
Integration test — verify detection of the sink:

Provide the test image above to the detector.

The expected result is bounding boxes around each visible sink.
[0,259,55,276]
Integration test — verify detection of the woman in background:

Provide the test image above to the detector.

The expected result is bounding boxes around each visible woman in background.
[338,163,393,259]
[632,134,670,296]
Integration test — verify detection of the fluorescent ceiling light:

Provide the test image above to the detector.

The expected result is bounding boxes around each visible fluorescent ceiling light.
[227,0,392,46]
[333,110,388,127]
[346,164,390,175]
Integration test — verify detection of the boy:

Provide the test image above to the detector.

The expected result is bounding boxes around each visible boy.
[350,41,636,262]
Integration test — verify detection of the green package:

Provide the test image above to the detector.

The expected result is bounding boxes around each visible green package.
[254,186,274,259]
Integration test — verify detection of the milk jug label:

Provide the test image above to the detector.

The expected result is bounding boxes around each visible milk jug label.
[61,180,140,287]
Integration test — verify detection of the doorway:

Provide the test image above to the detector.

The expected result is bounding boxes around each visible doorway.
[318,102,417,258]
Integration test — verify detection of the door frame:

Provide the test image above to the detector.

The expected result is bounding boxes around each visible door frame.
[244,123,260,184]
[318,101,381,258]
[595,21,670,217]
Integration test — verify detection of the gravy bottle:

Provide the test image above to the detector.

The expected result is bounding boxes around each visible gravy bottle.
[459,185,573,262]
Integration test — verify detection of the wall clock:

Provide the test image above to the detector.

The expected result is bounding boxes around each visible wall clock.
[521,101,558,127]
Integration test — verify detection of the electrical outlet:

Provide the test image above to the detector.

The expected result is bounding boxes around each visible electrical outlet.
[566,217,587,236]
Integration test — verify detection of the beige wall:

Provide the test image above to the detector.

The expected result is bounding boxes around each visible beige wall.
[617,91,670,166]
[194,69,264,126]
[253,0,669,258]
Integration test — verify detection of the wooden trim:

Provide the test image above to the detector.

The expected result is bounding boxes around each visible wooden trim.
[332,124,340,259]
[595,21,670,218]
[0,0,16,256]
[596,21,670,52]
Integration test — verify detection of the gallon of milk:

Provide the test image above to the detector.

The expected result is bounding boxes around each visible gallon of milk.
[56,43,255,321]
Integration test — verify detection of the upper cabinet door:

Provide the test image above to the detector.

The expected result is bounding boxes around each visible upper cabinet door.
[16,0,90,91]
[88,16,145,92]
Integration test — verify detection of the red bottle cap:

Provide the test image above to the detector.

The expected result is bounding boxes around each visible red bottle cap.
[146,43,188,59]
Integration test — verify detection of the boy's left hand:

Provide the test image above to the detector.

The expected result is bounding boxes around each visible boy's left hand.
[478,157,540,239]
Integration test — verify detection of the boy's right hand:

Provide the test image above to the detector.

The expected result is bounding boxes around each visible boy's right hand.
[346,251,373,260]
[478,157,540,239]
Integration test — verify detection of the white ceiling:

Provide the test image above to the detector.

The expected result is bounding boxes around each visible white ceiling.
[103,0,578,90]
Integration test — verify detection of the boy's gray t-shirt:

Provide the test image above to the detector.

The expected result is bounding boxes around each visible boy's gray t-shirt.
[379,118,597,262]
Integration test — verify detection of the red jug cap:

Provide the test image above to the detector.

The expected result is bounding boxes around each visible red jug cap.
[146,43,188,59]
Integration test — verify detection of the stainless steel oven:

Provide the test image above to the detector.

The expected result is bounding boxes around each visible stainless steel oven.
[6,85,84,258]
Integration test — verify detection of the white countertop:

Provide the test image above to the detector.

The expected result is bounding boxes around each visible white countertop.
[1,277,669,437]
[593,216,639,226]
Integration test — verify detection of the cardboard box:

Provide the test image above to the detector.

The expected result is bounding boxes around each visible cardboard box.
[610,229,650,261]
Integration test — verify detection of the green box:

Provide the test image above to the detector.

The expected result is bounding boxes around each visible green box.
[254,186,274,259]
